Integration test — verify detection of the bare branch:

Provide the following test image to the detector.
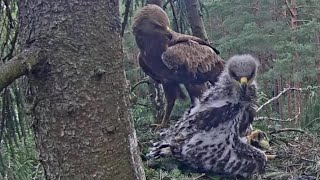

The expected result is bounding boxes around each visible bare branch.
[0,48,40,91]
[257,87,301,113]
[257,86,320,113]
[284,0,296,17]
[163,0,176,10]
[255,112,300,122]
[255,116,292,122]
[269,128,306,134]
[303,117,320,128]
[130,77,150,92]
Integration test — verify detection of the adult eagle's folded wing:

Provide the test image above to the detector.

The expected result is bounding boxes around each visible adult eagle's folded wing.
[161,40,224,82]
[169,32,220,55]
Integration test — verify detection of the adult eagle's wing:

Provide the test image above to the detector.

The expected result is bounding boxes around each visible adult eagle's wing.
[169,32,220,54]
[161,40,224,77]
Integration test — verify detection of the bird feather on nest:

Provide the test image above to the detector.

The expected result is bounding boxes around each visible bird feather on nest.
[147,54,267,178]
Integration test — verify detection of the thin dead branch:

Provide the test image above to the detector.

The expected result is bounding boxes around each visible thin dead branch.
[284,0,296,17]
[163,0,177,10]
[257,87,304,113]
[303,117,320,128]
[256,116,293,122]
[3,0,14,29]
[130,78,150,92]
[270,128,306,135]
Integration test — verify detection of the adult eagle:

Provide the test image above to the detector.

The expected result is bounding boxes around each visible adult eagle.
[147,55,267,178]
[132,4,224,128]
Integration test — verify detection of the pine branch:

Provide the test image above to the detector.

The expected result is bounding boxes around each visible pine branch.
[0,48,40,91]
[3,0,14,29]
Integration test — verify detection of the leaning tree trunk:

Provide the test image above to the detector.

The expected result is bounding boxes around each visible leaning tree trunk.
[18,1,145,179]
[184,0,208,41]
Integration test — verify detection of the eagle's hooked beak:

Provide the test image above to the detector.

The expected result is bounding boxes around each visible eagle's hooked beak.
[165,26,173,39]
[239,77,248,93]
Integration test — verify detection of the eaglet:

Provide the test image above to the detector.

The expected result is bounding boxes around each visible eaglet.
[147,54,267,178]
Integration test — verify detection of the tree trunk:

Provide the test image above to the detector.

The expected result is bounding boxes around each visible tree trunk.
[18,1,145,179]
[255,0,260,16]
[316,32,320,84]
[184,0,208,40]
[288,0,301,123]
[147,0,162,6]
[278,76,284,122]
[287,81,292,119]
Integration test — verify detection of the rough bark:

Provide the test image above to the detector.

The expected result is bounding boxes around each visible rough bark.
[184,0,208,40]
[18,1,145,179]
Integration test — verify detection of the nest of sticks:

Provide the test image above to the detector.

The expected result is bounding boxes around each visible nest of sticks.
[262,129,320,180]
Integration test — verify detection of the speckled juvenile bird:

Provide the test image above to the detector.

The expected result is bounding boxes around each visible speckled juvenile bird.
[147,54,267,178]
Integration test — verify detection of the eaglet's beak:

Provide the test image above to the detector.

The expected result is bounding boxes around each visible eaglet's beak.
[239,77,248,93]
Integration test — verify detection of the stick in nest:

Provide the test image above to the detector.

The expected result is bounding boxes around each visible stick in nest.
[269,128,306,135]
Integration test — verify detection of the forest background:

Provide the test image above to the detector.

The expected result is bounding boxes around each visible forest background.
[0,0,319,179]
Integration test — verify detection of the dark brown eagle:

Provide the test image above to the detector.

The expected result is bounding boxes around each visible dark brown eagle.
[132,4,224,128]
[147,55,267,178]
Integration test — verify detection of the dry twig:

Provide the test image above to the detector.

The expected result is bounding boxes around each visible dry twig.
[256,87,302,113]
[130,78,150,92]
[269,128,306,135]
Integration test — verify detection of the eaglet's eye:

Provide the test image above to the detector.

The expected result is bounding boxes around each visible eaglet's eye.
[248,71,255,80]
[230,71,239,81]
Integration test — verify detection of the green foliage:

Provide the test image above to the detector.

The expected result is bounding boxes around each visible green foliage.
[0,135,44,180]
[201,0,320,128]
[302,89,320,133]
[1,0,45,179]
